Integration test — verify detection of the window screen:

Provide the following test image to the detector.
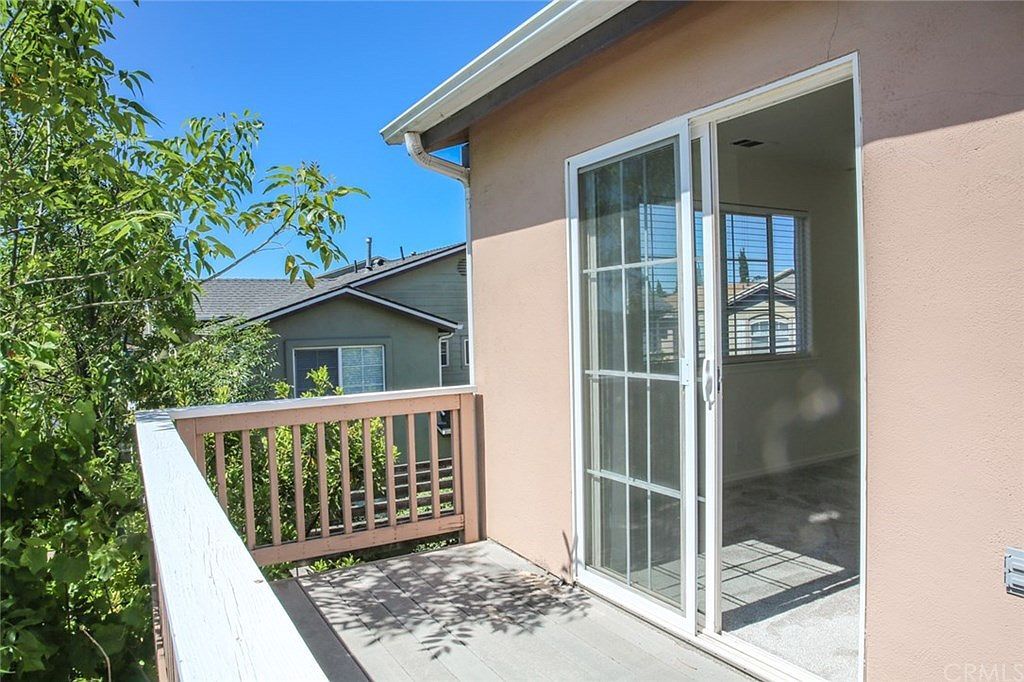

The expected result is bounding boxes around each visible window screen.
[340,346,385,394]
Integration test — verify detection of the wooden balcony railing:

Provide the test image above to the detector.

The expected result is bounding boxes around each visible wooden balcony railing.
[135,385,480,680]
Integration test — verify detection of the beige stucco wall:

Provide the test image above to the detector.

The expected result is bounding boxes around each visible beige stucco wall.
[467,1,1023,677]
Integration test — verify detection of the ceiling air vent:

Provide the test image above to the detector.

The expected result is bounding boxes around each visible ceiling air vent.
[457,258,467,276]
[732,138,764,148]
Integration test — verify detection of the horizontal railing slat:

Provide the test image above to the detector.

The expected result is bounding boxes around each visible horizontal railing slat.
[184,393,462,434]
[251,514,465,565]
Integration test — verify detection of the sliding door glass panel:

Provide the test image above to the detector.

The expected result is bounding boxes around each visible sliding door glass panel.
[583,376,626,475]
[650,379,681,488]
[579,140,686,613]
[587,475,627,580]
[625,269,647,373]
[627,377,648,481]
[648,264,679,375]
[650,492,682,604]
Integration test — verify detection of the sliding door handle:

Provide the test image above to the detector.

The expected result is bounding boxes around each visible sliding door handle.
[702,357,716,406]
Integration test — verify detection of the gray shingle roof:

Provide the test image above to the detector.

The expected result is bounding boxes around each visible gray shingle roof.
[194,242,464,322]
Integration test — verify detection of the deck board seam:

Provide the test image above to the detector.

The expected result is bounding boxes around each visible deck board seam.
[372,564,506,680]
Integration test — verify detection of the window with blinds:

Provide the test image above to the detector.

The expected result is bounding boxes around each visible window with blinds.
[695,208,807,359]
[293,345,385,396]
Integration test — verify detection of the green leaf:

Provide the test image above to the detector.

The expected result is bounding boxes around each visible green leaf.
[49,555,89,584]
[21,546,48,575]
[66,402,96,440]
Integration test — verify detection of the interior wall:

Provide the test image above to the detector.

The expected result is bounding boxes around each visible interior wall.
[714,141,860,481]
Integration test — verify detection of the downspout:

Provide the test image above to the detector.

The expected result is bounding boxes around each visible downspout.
[404,132,469,186]
[404,132,475,386]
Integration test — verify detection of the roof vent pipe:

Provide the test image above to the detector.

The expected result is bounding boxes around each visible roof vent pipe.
[366,237,373,270]
[403,132,469,187]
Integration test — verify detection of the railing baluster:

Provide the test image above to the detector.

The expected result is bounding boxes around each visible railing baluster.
[429,411,440,518]
[267,428,281,546]
[363,418,374,531]
[241,429,256,549]
[451,410,462,516]
[292,424,305,542]
[214,432,227,510]
[385,415,396,526]
[459,393,480,543]
[316,423,329,539]
[340,420,353,534]
[406,414,418,523]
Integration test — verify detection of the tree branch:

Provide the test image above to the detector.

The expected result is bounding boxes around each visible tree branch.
[198,223,288,284]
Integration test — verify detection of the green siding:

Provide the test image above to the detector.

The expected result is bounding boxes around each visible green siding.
[267,295,441,392]
[362,252,470,386]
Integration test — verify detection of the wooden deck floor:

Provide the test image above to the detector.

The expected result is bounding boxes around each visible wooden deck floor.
[275,540,750,681]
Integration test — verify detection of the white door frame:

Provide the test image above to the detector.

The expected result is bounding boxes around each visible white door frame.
[567,53,865,682]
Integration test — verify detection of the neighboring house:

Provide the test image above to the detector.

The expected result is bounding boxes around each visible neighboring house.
[377,2,1023,681]
[195,242,469,395]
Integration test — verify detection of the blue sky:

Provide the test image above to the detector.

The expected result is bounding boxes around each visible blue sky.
[106,1,544,277]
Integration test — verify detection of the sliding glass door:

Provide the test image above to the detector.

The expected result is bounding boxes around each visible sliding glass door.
[570,122,698,629]
[571,61,861,682]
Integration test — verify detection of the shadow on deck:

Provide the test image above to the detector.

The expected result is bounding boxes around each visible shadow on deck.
[274,540,750,681]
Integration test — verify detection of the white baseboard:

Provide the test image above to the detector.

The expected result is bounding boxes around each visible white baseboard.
[724,448,858,484]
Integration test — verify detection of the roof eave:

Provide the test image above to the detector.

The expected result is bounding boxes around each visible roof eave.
[379,0,634,146]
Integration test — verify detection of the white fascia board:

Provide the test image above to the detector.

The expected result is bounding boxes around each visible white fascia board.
[245,286,460,331]
[344,288,462,331]
[379,0,633,145]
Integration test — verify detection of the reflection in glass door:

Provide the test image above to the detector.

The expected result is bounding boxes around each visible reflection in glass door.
[577,141,689,610]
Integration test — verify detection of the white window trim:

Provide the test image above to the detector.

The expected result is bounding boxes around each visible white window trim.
[439,338,450,368]
[292,344,386,397]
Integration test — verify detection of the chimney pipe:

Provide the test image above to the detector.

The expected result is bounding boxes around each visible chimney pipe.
[399,246,405,260]
[365,237,373,269]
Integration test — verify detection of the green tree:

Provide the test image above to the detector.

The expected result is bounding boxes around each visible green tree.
[0,1,363,676]
[738,248,750,283]
[163,321,280,407]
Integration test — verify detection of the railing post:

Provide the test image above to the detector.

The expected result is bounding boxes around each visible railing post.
[174,417,200,469]
[458,393,480,543]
